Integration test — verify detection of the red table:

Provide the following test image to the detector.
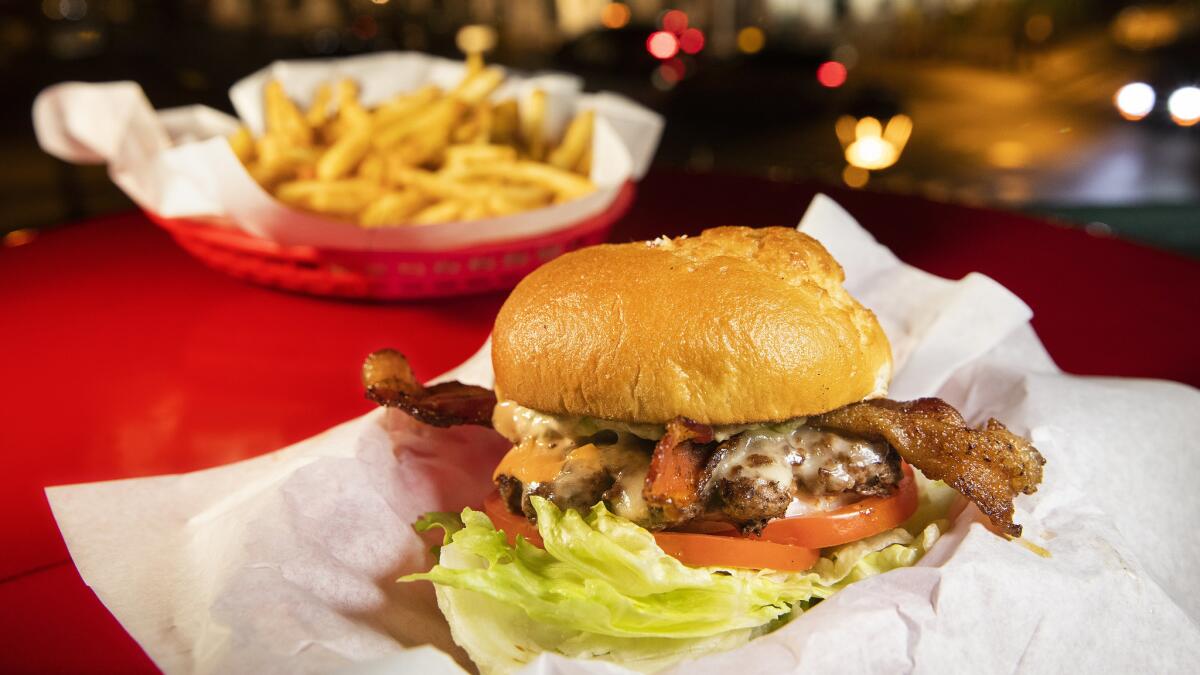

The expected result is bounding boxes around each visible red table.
[2,170,1197,673]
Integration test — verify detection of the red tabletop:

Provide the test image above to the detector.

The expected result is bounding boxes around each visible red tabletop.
[2,170,1197,673]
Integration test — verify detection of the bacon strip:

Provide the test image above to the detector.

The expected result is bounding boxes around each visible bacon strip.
[362,349,496,427]
[811,398,1045,537]
[643,417,716,528]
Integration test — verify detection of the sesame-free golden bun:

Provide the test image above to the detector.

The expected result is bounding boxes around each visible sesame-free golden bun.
[492,226,893,425]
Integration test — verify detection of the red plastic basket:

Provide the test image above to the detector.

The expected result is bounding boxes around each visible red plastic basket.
[146,182,635,300]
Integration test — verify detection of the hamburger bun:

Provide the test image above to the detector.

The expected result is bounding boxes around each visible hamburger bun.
[492,226,892,425]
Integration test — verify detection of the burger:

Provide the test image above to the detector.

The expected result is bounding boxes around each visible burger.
[363,227,1045,674]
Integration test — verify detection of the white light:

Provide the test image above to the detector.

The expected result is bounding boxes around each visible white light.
[1115,82,1155,120]
[1167,86,1200,125]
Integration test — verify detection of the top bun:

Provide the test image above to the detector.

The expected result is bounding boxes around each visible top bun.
[492,226,892,425]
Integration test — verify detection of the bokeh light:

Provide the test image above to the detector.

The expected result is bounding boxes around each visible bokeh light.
[600,3,630,30]
[1114,82,1156,121]
[839,115,912,171]
[1168,86,1200,127]
[679,28,704,55]
[842,165,869,188]
[661,10,688,34]
[987,141,1031,169]
[817,61,847,88]
[647,31,679,60]
[736,27,765,54]
[659,59,686,84]
[1024,14,1053,43]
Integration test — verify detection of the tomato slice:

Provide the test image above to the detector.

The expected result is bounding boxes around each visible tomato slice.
[755,462,918,549]
[482,493,819,572]
[652,531,819,572]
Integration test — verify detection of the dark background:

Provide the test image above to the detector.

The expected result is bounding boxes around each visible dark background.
[2,0,1197,255]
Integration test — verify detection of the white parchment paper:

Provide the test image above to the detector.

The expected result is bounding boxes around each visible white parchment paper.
[47,195,1200,674]
[32,52,662,251]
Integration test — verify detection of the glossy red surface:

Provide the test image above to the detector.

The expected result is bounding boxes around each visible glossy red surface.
[2,170,1198,672]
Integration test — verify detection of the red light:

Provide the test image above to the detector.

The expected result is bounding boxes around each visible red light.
[647,31,679,60]
[660,58,686,83]
[817,61,847,88]
[662,10,688,34]
[679,28,704,54]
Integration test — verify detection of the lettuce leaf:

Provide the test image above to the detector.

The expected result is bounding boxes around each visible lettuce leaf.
[403,495,947,674]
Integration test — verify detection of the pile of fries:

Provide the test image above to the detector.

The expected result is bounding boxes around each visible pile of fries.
[226,60,596,227]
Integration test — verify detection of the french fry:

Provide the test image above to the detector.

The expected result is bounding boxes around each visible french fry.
[492,182,554,207]
[454,66,504,106]
[253,135,318,186]
[375,98,464,150]
[547,110,594,172]
[490,99,519,145]
[329,79,370,142]
[264,80,312,147]
[410,200,464,225]
[373,84,440,127]
[485,186,553,216]
[442,161,593,201]
[359,190,430,227]
[452,102,493,144]
[466,51,484,78]
[276,179,382,217]
[507,160,595,200]
[227,126,256,164]
[443,144,517,170]
[576,141,592,175]
[460,200,490,221]
[316,128,371,181]
[229,54,601,227]
[306,84,333,129]
[357,152,386,182]
[388,164,480,201]
[521,88,547,161]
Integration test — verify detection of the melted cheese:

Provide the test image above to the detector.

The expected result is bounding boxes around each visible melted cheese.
[709,425,891,497]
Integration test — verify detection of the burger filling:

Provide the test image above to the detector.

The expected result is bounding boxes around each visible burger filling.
[491,401,902,533]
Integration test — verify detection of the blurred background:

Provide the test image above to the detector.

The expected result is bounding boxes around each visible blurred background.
[2,0,1197,255]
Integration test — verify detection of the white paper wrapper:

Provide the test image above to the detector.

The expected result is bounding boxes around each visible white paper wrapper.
[47,195,1200,674]
[32,52,663,251]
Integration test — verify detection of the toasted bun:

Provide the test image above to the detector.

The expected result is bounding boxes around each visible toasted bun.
[492,226,892,425]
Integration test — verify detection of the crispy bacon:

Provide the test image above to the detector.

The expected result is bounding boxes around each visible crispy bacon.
[362,349,496,427]
[811,398,1045,537]
[643,417,716,528]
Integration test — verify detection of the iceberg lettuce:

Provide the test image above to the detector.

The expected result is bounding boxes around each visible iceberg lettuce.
[404,486,950,674]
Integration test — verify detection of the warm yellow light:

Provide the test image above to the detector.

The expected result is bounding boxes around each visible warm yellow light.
[371,0,390,5]
[737,27,765,54]
[600,2,631,29]
[838,114,910,171]
[842,165,869,189]
[1111,6,1181,50]
[987,141,1030,169]
[456,25,497,55]
[882,114,913,153]
[845,137,897,171]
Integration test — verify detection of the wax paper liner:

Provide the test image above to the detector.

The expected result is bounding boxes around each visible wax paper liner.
[46,195,1200,674]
